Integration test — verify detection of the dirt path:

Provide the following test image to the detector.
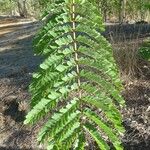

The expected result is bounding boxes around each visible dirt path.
[0,18,44,150]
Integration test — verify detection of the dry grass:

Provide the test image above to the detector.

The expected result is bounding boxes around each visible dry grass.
[108,25,150,149]
[109,30,149,82]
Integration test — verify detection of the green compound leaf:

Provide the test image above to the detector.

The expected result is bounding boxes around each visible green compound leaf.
[24,0,125,149]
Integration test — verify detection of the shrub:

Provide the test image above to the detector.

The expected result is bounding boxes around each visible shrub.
[138,39,150,61]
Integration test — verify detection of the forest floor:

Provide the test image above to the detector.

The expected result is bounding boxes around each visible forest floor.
[0,17,150,150]
[0,17,43,150]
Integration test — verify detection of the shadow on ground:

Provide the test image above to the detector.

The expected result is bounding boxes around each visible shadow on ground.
[0,18,44,150]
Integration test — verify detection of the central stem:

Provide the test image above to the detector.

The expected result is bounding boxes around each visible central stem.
[72,0,81,99]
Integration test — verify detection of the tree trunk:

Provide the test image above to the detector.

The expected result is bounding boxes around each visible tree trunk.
[122,0,126,22]
[17,0,27,17]
[119,0,126,23]
[118,0,122,23]
[103,1,107,22]
[98,0,108,22]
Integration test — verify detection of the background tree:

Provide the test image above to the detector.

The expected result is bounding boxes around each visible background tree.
[0,0,150,22]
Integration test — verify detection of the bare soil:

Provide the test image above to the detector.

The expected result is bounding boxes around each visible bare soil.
[0,17,149,150]
[0,17,43,150]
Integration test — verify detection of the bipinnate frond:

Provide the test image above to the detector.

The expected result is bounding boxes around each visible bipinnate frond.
[24,0,125,149]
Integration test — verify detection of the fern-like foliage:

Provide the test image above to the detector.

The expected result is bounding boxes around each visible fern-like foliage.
[24,0,125,149]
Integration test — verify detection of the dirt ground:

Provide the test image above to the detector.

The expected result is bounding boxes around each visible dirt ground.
[0,17,150,150]
[0,17,43,150]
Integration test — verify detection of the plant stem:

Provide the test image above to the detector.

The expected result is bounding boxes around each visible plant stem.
[72,0,81,100]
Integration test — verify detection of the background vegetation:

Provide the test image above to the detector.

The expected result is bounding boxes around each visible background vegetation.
[0,0,150,22]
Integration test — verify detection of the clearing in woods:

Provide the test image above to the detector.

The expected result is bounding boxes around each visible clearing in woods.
[0,17,150,150]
